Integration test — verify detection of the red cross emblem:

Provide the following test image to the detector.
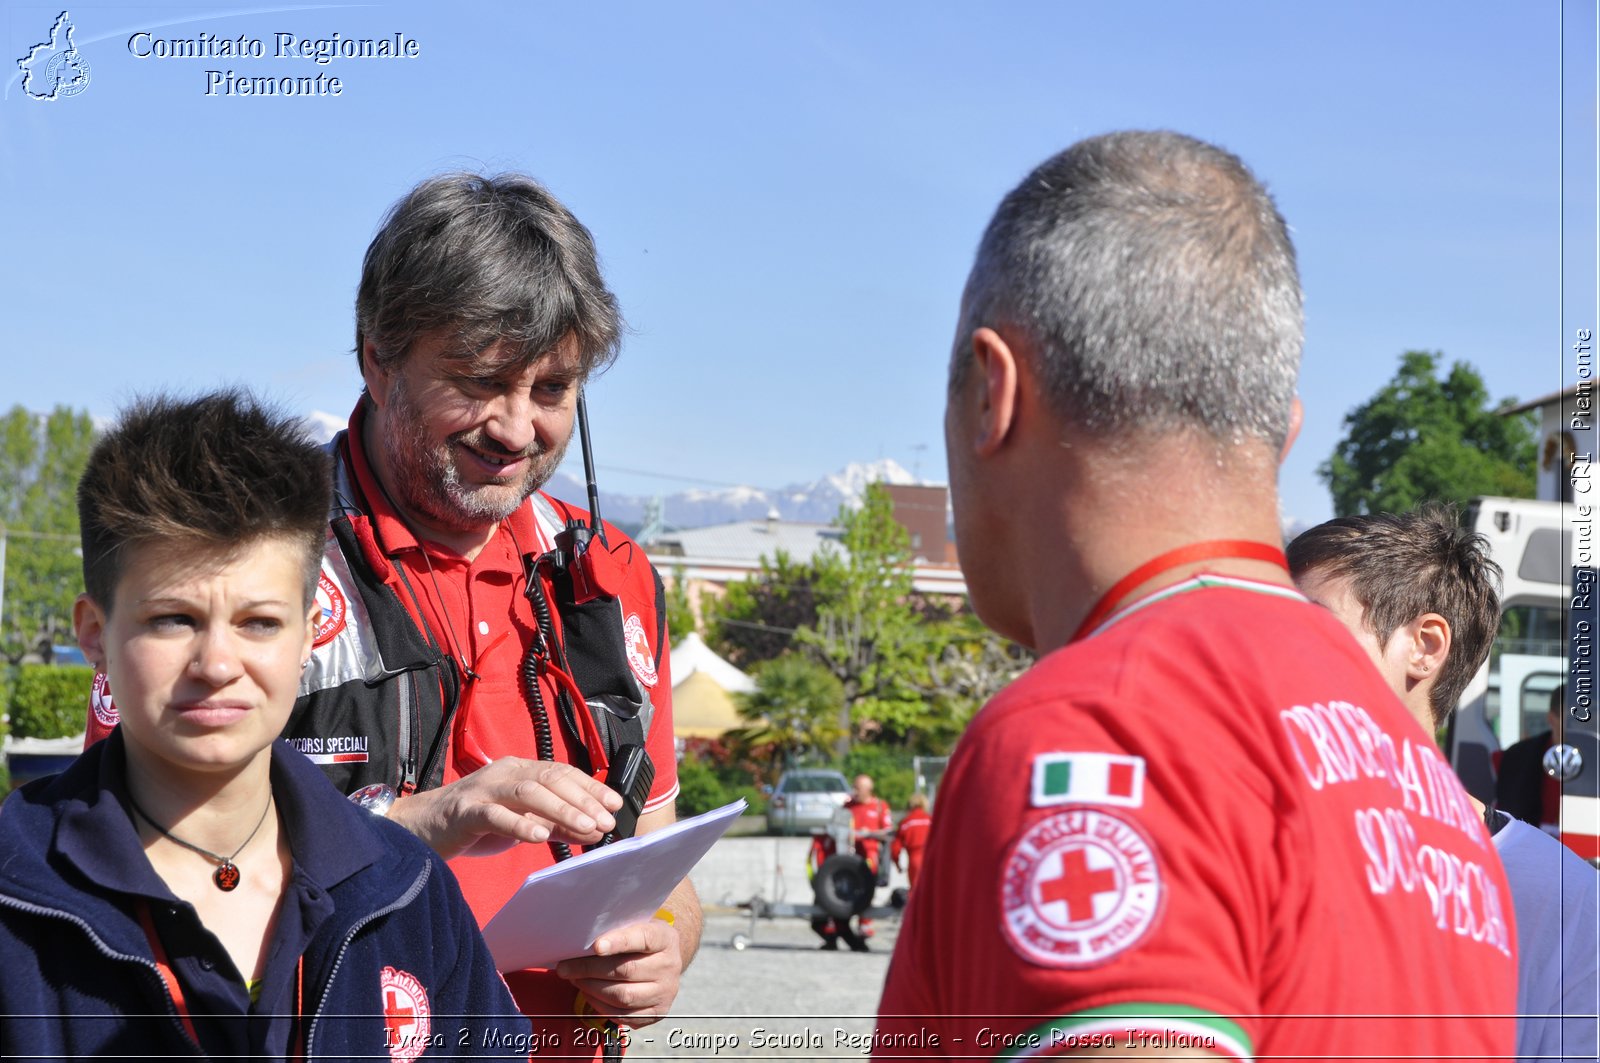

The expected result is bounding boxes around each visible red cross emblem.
[1000,808,1163,968]
[1039,848,1120,923]
[380,966,431,1062]
[624,612,658,686]
[384,988,414,1038]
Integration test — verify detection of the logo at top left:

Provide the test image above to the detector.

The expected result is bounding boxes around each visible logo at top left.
[18,11,91,101]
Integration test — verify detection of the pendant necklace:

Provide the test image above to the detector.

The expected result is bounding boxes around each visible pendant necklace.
[127,790,274,892]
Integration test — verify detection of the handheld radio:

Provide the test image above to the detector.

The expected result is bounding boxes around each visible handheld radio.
[600,742,655,844]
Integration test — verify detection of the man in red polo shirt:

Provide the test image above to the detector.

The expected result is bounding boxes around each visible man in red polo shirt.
[846,774,893,939]
[874,131,1516,1060]
[85,173,702,1055]
[847,774,894,874]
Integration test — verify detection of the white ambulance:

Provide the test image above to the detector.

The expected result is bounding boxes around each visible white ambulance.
[1447,496,1599,863]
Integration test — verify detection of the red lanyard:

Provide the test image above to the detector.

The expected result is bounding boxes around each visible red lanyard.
[138,900,306,1061]
[1070,539,1289,643]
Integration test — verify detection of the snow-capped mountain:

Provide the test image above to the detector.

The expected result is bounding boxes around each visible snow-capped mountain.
[302,410,919,530]
[553,458,919,528]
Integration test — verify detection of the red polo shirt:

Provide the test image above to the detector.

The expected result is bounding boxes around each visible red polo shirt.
[345,402,679,1044]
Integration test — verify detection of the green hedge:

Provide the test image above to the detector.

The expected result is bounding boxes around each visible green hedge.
[838,745,916,809]
[8,665,94,739]
[675,752,766,818]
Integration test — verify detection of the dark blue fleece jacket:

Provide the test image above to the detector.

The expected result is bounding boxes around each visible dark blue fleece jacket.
[0,733,529,1060]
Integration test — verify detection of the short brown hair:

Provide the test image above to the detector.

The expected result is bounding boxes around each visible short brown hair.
[1287,504,1501,725]
[77,390,331,610]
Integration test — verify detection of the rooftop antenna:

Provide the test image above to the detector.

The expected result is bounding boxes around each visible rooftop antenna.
[911,443,928,483]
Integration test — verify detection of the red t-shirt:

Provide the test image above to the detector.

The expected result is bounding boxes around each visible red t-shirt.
[876,576,1516,1061]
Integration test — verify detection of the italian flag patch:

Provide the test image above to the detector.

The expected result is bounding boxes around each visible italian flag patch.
[1031,752,1145,808]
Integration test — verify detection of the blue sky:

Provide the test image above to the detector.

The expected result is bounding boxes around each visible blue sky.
[3,1,1593,527]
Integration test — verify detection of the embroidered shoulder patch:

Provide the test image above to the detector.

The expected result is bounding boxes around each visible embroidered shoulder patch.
[90,671,118,728]
[1001,808,1163,968]
[313,572,348,648]
[380,965,432,1062]
[623,611,658,687]
[1031,752,1145,808]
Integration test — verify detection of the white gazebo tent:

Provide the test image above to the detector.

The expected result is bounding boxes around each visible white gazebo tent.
[669,632,756,739]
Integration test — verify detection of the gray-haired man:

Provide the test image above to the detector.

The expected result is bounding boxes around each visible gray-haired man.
[875,131,1515,1059]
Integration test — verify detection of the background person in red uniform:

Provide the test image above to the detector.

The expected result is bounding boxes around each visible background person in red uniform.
[846,774,893,938]
[83,173,702,1056]
[889,792,931,889]
[874,130,1516,1060]
[806,827,867,952]
[846,774,894,874]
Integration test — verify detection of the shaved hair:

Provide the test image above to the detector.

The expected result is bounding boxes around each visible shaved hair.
[955,130,1302,449]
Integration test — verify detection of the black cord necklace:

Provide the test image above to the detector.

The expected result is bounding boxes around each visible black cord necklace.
[126,790,273,892]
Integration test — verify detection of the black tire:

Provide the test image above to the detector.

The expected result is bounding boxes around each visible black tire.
[813,854,874,919]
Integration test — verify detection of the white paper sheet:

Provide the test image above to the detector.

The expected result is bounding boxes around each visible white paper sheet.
[481,799,747,972]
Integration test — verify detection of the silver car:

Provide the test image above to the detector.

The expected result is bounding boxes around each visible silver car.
[768,769,852,835]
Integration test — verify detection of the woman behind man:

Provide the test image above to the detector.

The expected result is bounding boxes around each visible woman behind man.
[0,391,524,1059]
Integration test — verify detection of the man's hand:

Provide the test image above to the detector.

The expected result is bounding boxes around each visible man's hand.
[385,757,622,860]
[552,808,702,1028]
[555,916,683,1027]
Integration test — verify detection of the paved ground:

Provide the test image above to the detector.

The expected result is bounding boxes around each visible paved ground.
[619,834,908,1060]
[623,911,901,1060]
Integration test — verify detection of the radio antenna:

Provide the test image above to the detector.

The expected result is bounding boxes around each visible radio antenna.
[576,391,607,547]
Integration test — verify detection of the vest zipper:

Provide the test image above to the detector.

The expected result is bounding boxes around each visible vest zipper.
[418,654,461,792]
[396,669,417,795]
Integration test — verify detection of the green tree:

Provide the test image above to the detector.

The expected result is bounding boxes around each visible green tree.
[703,549,822,668]
[1,406,97,664]
[733,652,847,770]
[710,484,1030,757]
[664,564,697,642]
[911,609,1034,749]
[1320,351,1536,517]
[800,485,930,748]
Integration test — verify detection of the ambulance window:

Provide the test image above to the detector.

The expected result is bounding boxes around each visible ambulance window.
[1493,605,1565,663]
[1517,528,1569,585]
[1517,672,1564,742]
